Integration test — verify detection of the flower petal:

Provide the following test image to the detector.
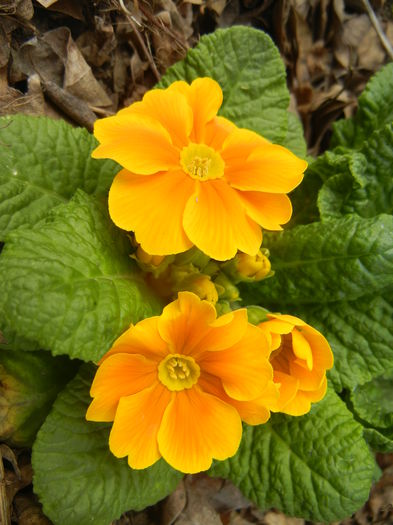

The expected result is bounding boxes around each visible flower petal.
[158,291,217,354]
[273,370,299,412]
[291,329,313,369]
[303,326,334,370]
[86,353,157,421]
[108,169,194,255]
[200,324,273,401]
[239,191,293,230]
[169,78,223,142]
[119,88,193,148]
[203,116,236,150]
[104,317,168,361]
[109,383,171,469]
[183,180,262,261]
[93,113,179,174]
[194,309,248,355]
[224,142,307,193]
[157,387,242,473]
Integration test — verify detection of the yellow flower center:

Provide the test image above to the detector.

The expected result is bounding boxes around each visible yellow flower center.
[158,354,200,391]
[180,143,225,181]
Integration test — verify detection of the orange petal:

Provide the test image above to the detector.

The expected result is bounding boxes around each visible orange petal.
[238,191,293,231]
[109,383,171,469]
[86,353,157,421]
[92,114,179,174]
[200,324,273,401]
[289,359,325,391]
[268,313,306,326]
[157,387,242,473]
[302,326,334,370]
[194,309,248,355]
[108,169,194,255]
[203,116,236,151]
[158,291,217,354]
[170,78,223,143]
[221,128,270,162]
[279,390,312,416]
[183,180,262,261]
[231,380,279,425]
[291,329,313,369]
[259,318,294,335]
[272,370,299,411]
[104,317,168,362]
[119,88,193,148]
[225,143,307,193]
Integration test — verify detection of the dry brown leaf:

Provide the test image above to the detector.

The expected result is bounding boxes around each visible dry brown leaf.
[35,0,59,6]
[357,25,386,69]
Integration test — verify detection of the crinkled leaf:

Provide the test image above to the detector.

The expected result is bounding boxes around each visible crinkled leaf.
[0,115,120,239]
[363,428,393,453]
[209,388,374,523]
[351,369,393,430]
[32,365,182,525]
[293,290,393,391]
[158,26,289,143]
[332,62,393,149]
[280,112,307,158]
[0,191,162,362]
[240,214,393,305]
[0,346,78,446]
[318,124,393,219]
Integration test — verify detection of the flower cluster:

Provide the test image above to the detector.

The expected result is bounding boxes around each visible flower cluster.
[88,77,334,474]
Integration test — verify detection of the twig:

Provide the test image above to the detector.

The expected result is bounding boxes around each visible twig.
[361,0,393,60]
[117,0,161,81]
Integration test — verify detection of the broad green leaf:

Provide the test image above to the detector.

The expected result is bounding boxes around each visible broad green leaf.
[0,346,78,446]
[0,191,161,362]
[293,290,393,391]
[350,369,393,430]
[331,62,393,149]
[158,27,289,143]
[318,124,393,219]
[209,388,374,523]
[0,115,120,239]
[363,428,393,453]
[241,214,393,305]
[32,365,182,525]
[280,112,307,158]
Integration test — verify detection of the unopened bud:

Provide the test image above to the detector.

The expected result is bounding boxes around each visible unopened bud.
[136,246,165,267]
[237,250,271,281]
[178,274,218,304]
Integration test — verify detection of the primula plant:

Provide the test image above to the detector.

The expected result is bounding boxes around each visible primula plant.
[0,26,392,525]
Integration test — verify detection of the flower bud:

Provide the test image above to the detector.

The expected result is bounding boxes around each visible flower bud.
[237,250,271,280]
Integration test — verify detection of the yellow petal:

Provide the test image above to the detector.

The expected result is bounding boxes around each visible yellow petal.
[170,78,223,143]
[231,380,279,425]
[289,359,325,391]
[119,88,193,148]
[103,317,168,362]
[203,116,236,151]
[291,329,313,369]
[259,318,294,335]
[183,180,262,261]
[157,387,242,473]
[194,309,248,355]
[93,113,179,174]
[224,142,307,193]
[108,169,194,255]
[302,326,334,370]
[200,324,273,401]
[158,291,217,354]
[272,370,299,411]
[109,383,171,469]
[86,353,157,422]
[239,191,293,230]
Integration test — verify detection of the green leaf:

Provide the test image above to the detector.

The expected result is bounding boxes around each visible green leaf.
[240,214,393,305]
[0,191,162,362]
[209,388,374,523]
[318,125,393,219]
[293,290,393,391]
[351,369,393,430]
[363,427,393,453]
[32,365,182,525]
[280,112,307,158]
[0,115,120,240]
[0,347,78,446]
[331,62,393,149]
[158,27,289,143]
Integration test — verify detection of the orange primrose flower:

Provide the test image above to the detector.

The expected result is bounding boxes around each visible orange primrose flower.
[258,314,334,416]
[86,292,278,474]
[92,77,307,261]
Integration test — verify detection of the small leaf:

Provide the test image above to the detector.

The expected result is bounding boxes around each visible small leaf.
[331,62,393,149]
[0,191,162,362]
[0,115,120,239]
[158,27,289,143]
[241,214,393,305]
[32,365,182,525]
[0,346,78,446]
[209,388,375,523]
